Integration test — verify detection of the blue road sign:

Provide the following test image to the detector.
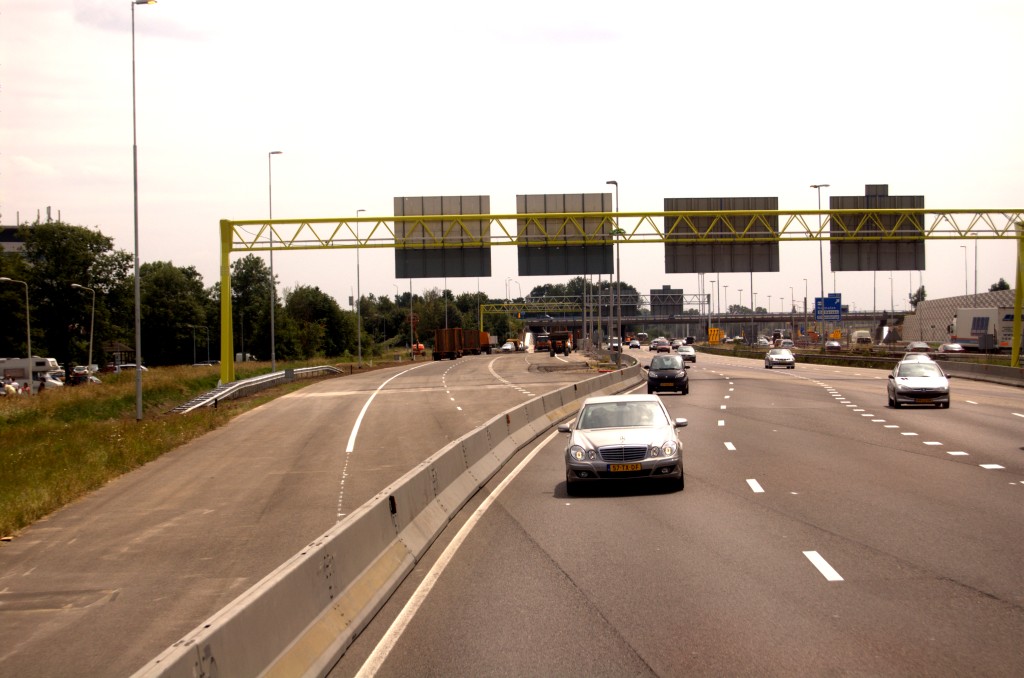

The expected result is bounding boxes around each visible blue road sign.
[815,295,842,322]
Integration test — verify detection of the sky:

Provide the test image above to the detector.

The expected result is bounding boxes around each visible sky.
[2,0,1022,317]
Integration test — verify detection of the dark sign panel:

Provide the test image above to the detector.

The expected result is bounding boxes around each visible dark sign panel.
[516,193,613,276]
[663,197,780,273]
[830,185,925,271]
[394,195,491,278]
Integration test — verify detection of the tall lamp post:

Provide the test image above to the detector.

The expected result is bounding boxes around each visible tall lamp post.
[811,183,829,346]
[131,0,155,420]
[606,180,621,366]
[71,283,96,370]
[356,209,365,366]
[268,150,282,372]
[0,277,31,370]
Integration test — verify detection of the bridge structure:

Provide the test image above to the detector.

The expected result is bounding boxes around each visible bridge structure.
[217,209,1023,381]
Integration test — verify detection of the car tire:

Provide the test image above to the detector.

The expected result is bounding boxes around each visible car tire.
[788,365,795,369]
[887,393,894,407]
[682,385,689,395]
[648,387,655,394]
[942,401,950,409]
[892,399,901,408]
[566,472,579,497]
[764,364,770,369]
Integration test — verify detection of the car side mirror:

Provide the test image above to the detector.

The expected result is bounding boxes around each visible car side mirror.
[674,418,688,428]
[888,374,895,380]
[557,423,572,433]
[641,365,649,371]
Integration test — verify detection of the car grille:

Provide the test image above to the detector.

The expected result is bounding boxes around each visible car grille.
[902,388,947,398]
[599,445,648,462]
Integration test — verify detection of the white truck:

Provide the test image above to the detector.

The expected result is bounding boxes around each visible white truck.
[949,307,1022,351]
[0,356,61,393]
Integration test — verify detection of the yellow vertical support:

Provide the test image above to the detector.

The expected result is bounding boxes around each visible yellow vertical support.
[219,220,235,384]
[1012,219,1023,368]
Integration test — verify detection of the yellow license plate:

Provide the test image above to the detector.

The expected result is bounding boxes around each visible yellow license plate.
[608,463,642,472]
[660,382,675,387]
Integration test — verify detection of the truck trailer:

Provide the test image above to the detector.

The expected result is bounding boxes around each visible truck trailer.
[949,307,1022,351]
[432,328,464,360]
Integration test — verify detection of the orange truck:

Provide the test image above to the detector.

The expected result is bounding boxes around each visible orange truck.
[462,330,493,355]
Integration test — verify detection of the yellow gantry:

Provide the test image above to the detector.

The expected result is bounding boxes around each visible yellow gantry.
[218,210,1024,382]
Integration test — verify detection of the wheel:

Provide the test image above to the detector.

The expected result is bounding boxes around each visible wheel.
[887,393,894,407]
[892,399,901,408]
[788,365,795,369]
[765,364,771,369]
[682,385,689,395]
[648,387,655,394]
[942,401,950,409]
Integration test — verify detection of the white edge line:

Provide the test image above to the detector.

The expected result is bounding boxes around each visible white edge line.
[356,429,561,676]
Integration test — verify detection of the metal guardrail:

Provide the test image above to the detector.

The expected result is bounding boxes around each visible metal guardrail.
[172,365,341,414]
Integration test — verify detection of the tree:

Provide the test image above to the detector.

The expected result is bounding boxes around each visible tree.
[230,255,274,360]
[284,284,352,358]
[12,221,131,369]
[989,278,1010,292]
[138,261,208,365]
[909,285,926,310]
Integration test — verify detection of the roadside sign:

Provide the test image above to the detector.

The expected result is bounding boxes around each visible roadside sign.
[815,295,842,322]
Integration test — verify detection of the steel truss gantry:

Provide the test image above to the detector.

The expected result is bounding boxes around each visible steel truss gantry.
[218,211,1023,382]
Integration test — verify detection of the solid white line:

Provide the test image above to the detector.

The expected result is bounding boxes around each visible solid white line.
[346,363,431,453]
[746,478,764,493]
[803,551,844,581]
[355,429,560,677]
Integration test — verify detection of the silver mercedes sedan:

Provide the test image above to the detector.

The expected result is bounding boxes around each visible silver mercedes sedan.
[558,394,688,495]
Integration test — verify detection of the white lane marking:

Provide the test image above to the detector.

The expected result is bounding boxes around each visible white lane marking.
[901,432,919,436]
[948,451,969,456]
[746,479,764,493]
[1014,413,1024,419]
[724,442,736,451]
[853,408,865,412]
[346,363,431,453]
[803,551,844,581]
[356,429,560,677]
[923,441,942,446]
[456,406,463,411]
[965,400,978,405]
[861,414,875,417]
[718,420,725,427]
[872,419,886,422]
[724,395,731,400]
[884,425,900,429]
[720,405,727,410]
[980,464,1005,470]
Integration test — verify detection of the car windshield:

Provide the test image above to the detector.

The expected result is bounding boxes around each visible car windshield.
[651,355,682,370]
[897,363,943,378]
[769,349,791,356]
[579,401,670,429]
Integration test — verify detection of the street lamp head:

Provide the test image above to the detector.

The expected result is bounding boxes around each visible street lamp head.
[606,180,617,187]
[134,1,156,5]
[810,184,830,189]
[0,277,11,282]
[269,150,282,156]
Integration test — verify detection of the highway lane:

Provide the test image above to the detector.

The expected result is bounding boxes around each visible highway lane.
[0,351,592,677]
[336,351,1024,676]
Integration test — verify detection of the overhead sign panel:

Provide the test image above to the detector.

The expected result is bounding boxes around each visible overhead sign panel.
[516,193,613,276]
[830,185,925,272]
[663,196,780,273]
[394,195,491,279]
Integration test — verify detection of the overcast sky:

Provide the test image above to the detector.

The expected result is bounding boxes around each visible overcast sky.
[3,0,1021,316]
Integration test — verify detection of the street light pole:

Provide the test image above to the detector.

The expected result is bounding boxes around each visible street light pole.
[607,180,621,366]
[811,184,829,346]
[131,0,155,420]
[268,150,282,372]
[71,283,96,370]
[0,277,31,372]
[356,209,365,366]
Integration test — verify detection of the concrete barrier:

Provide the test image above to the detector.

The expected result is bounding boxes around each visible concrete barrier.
[133,367,642,678]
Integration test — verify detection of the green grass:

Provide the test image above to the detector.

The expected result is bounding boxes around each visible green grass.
[0,360,360,539]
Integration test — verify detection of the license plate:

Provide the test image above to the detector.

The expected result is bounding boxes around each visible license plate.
[608,463,642,472]
[660,382,675,387]
[914,398,933,403]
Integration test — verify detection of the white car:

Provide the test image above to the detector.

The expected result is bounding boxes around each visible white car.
[558,394,688,494]
[887,360,950,408]
[676,345,697,363]
[764,348,796,369]
[500,342,515,353]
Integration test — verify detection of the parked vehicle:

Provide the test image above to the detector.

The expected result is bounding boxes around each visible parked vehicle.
[887,360,950,408]
[0,356,62,394]
[558,394,688,494]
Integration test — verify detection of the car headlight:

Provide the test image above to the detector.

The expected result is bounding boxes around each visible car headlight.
[569,445,586,461]
[651,441,678,457]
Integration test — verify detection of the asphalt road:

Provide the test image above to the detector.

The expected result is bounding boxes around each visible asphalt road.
[0,350,593,677]
[331,352,1024,677]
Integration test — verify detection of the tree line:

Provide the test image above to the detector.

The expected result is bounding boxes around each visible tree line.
[0,222,639,370]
